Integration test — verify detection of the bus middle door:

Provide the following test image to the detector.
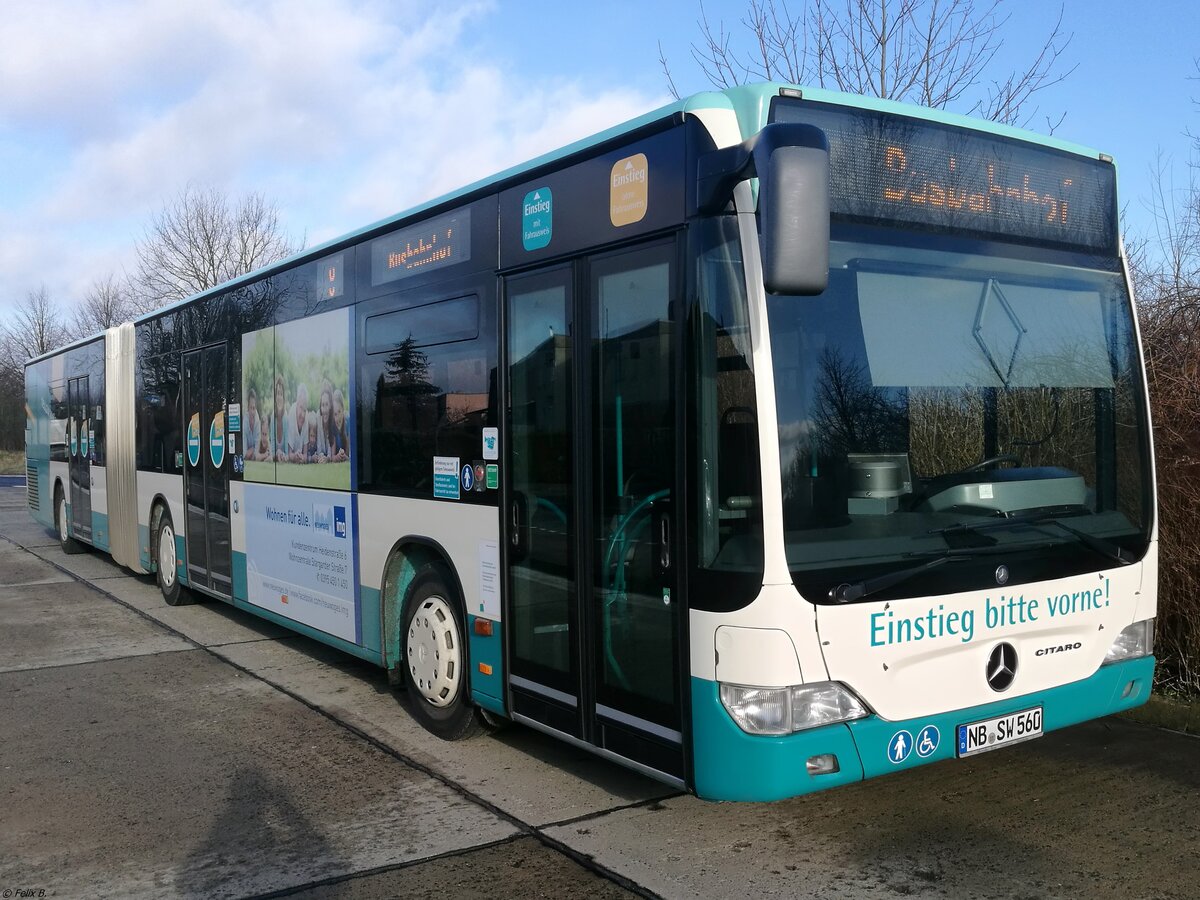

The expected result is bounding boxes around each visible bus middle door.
[182,344,233,596]
[67,375,92,541]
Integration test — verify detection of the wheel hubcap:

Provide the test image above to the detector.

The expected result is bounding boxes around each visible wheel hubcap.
[159,524,176,588]
[407,595,461,707]
[58,497,68,543]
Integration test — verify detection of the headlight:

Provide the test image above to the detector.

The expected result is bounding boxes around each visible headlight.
[720,681,869,735]
[1103,619,1155,664]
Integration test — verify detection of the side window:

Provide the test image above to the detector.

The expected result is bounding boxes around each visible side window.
[49,380,68,463]
[136,353,182,473]
[359,284,497,498]
[693,218,761,570]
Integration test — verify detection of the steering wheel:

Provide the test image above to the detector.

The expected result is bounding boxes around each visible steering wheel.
[958,454,1021,474]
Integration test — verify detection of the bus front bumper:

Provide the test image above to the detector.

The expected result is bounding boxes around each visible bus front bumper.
[689,655,1155,802]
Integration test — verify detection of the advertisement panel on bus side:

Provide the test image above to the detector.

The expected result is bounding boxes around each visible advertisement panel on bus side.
[243,482,359,643]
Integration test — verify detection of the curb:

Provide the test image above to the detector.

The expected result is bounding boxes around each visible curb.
[1119,693,1200,736]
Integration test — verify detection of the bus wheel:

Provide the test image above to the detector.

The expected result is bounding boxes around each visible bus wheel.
[156,510,192,606]
[55,485,85,555]
[402,565,481,741]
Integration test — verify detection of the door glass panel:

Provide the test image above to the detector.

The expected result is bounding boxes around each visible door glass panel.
[69,377,92,537]
[204,344,231,592]
[591,246,678,727]
[183,350,207,586]
[508,270,575,696]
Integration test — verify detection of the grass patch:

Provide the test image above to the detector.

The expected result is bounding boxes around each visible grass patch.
[1120,693,1200,736]
[0,449,24,475]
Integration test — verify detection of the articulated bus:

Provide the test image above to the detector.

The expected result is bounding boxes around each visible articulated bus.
[24,84,1156,801]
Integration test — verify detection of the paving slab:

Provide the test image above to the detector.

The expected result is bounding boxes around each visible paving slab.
[25,543,132,580]
[288,836,637,899]
[0,650,519,899]
[143,598,296,647]
[0,504,60,548]
[544,717,1200,900]
[0,578,190,672]
[0,539,73,586]
[80,568,173,611]
[215,636,676,828]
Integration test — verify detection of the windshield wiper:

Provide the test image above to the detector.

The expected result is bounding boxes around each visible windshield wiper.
[828,548,991,603]
[930,513,1136,566]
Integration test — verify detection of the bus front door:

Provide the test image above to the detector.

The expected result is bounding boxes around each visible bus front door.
[182,344,232,596]
[505,239,684,783]
[67,375,92,541]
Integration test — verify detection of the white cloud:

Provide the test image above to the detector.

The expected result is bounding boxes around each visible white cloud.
[0,0,666,314]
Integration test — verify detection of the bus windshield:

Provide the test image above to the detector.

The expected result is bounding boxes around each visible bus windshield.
[765,231,1151,601]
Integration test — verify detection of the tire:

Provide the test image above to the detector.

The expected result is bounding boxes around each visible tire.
[155,509,193,606]
[55,485,85,555]
[401,565,482,740]
[478,707,512,733]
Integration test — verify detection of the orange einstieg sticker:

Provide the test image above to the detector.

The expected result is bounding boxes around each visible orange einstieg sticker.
[610,153,648,226]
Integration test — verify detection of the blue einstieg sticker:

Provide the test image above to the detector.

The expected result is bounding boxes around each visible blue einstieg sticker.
[522,187,552,251]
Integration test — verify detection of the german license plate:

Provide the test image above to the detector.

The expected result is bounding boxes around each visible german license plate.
[957,707,1043,757]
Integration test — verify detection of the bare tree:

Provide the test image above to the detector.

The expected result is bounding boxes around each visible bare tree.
[662,0,1074,129]
[132,183,299,311]
[1,286,70,366]
[69,273,135,340]
[0,287,70,451]
[1131,127,1200,696]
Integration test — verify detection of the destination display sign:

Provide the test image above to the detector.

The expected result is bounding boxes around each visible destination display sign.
[771,98,1117,253]
[369,209,471,286]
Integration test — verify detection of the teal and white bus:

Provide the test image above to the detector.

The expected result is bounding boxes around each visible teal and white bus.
[25,83,1156,802]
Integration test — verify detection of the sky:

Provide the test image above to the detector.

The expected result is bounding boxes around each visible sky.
[1,0,1196,315]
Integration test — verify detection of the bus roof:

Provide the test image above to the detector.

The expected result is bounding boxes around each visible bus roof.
[29,82,1111,364]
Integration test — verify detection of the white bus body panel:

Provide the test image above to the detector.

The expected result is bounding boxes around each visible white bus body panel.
[357,494,501,621]
[816,552,1156,721]
[137,471,186,561]
[90,465,107,519]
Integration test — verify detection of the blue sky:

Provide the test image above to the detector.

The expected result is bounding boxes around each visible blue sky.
[1,0,1196,314]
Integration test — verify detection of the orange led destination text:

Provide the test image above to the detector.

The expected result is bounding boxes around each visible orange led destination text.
[882,146,1073,225]
[387,228,456,271]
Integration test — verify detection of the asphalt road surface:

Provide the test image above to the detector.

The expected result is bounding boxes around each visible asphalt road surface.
[1,484,1197,899]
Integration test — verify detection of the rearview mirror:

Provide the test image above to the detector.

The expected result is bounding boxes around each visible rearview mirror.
[757,128,830,296]
[697,122,830,296]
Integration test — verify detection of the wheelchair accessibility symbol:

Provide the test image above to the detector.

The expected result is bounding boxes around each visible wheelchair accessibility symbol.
[916,725,940,758]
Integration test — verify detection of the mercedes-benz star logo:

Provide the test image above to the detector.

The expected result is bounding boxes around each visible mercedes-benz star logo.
[995,564,1010,585]
[986,642,1018,692]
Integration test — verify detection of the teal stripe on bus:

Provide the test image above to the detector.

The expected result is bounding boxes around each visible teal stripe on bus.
[359,585,381,654]
[690,678,864,801]
[690,655,1155,802]
[468,615,505,716]
[138,523,151,571]
[91,511,109,552]
[232,550,247,601]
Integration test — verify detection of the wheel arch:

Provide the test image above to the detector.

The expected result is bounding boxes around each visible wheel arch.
[379,535,467,675]
[52,476,66,529]
[147,493,174,574]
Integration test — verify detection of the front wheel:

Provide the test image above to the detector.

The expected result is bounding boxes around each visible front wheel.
[156,510,192,606]
[402,566,482,740]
